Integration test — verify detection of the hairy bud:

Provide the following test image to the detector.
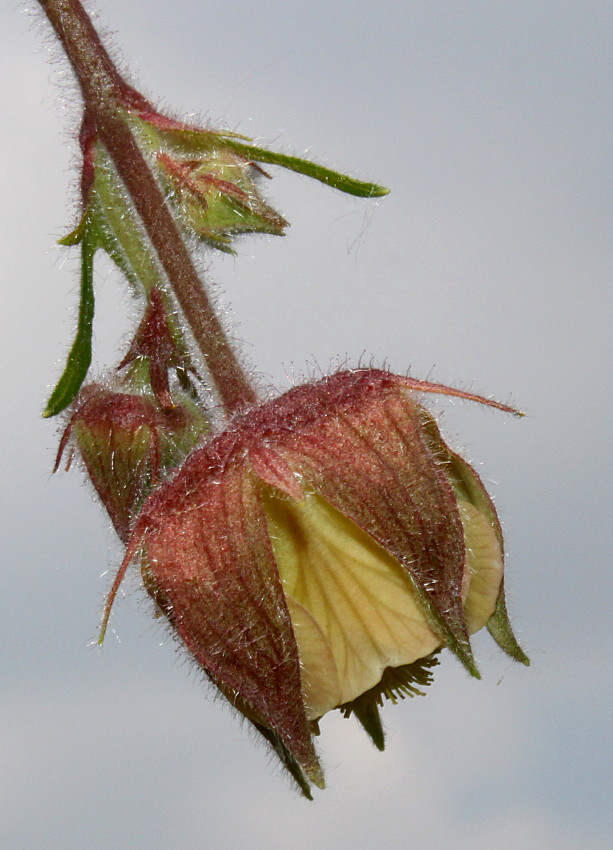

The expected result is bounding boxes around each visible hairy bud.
[56,386,208,543]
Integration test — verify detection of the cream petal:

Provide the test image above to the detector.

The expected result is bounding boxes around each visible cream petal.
[263,490,441,719]
[284,597,342,720]
[457,499,504,634]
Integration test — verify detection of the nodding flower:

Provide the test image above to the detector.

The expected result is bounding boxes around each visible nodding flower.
[100,369,528,797]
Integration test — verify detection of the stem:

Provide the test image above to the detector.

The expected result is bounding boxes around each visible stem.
[37,0,257,416]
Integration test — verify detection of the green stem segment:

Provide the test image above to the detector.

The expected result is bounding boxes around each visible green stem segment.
[37,0,257,416]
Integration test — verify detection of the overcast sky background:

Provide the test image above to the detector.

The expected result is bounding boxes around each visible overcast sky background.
[1,1,612,848]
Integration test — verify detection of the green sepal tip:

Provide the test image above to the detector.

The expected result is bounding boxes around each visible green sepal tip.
[58,221,85,247]
[487,580,530,666]
[253,722,318,801]
[346,698,386,751]
[339,656,440,750]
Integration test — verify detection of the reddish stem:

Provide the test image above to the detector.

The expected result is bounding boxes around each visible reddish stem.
[37,0,257,417]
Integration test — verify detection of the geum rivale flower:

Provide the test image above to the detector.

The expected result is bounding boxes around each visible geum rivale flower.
[100,369,528,797]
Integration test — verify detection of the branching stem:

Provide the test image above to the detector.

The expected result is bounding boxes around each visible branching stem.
[37,0,257,417]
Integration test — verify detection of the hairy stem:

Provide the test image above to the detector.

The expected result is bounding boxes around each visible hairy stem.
[37,0,257,416]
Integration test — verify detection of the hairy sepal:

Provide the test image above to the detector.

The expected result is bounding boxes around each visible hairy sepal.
[129,442,322,789]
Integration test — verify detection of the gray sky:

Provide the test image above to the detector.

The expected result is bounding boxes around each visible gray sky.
[1,1,612,848]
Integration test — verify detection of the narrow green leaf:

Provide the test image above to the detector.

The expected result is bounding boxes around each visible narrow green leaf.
[224,139,390,198]
[45,141,194,420]
[43,227,96,417]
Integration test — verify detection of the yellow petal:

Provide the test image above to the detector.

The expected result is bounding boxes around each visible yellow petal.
[457,499,504,634]
[283,596,343,718]
[263,490,441,719]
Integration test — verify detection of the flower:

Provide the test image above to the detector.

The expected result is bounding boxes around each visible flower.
[56,385,208,544]
[102,369,528,797]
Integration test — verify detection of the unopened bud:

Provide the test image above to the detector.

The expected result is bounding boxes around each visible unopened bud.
[156,150,287,252]
[56,385,208,543]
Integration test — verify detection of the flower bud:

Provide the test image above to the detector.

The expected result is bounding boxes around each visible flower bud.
[56,385,208,543]
[104,369,527,795]
[117,287,196,410]
[124,104,388,252]
[126,111,288,252]
[155,150,287,252]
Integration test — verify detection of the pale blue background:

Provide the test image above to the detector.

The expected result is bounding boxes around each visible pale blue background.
[1,2,612,848]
